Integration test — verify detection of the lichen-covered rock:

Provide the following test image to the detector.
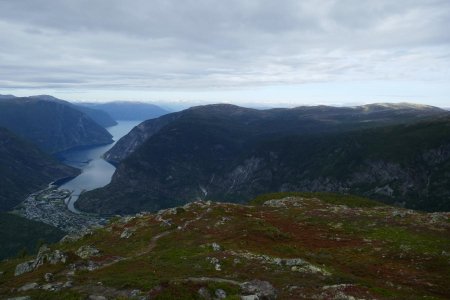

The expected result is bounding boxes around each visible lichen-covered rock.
[47,250,67,264]
[14,246,68,277]
[263,197,305,208]
[211,242,222,251]
[44,272,53,282]
[60,230,90,243]
[120,228,134,239]
[76,245,101,259]
[240,280,277,299]
[282,258,307,266]
[215,288,227,299]
[241,295,259,300]
[17,282,39,292]
[291,264,331,276]
[14,261,34,276]
[41,282,64,291]
[198,287,212,299]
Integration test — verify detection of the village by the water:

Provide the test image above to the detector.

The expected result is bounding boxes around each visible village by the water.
[13,186,106,234]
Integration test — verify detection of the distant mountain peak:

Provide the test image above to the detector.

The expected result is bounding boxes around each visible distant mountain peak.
[360,102,442,112]
[0,94,16,100]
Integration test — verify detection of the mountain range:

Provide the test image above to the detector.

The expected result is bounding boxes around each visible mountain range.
[0,95,114,153]
[78,101,170,121]
[77,103,450,214]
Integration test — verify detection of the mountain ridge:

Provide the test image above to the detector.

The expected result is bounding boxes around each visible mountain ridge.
[0,96,114,153]
[104,102,447,165]
[77,101,170,121]
[77,103,450,214]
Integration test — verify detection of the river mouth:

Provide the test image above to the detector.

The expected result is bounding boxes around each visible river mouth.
[57,120,142,213]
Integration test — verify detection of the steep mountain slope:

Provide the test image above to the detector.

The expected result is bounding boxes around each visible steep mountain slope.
[0,97,113,153]
[0,213,65,260]
[77,104,450,214]
[2,194,449,299]
[0,127,79,211]
[79,101,170,121]
[104,103,446,164]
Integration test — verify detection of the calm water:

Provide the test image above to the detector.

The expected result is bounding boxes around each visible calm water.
[58,120,141,213]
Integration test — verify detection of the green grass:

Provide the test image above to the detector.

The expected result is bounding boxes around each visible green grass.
[85,258,160,290]
[368,226,450,255]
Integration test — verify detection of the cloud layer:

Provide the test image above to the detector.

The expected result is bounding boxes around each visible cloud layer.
[0,0,449,96]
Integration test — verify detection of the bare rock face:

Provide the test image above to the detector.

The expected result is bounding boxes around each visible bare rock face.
[14,245,67,276]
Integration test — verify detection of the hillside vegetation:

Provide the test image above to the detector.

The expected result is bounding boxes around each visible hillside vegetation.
[0,127,79,211]
[1,193,449,299]
[77,104,450,214]
[0,213,65,260]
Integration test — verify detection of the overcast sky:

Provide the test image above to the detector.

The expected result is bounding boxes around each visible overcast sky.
[0,0,449,107]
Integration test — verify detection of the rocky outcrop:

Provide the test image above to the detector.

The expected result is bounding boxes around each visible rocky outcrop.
[76,245,101,259]
[120,228,134,239]
[17,282,39,292]
[14,245,67,276]
[240,280,277,300]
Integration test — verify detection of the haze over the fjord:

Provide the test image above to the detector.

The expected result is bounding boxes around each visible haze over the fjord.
[0,0,449,107]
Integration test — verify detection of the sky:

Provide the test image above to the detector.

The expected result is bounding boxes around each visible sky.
[0,0,449,107]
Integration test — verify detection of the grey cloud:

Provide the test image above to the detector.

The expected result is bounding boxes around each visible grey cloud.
[0,0,449,90]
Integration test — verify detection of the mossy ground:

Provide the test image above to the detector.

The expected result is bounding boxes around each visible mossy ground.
[1,194,449,299]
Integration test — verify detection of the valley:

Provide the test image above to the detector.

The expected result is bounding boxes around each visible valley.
[14,187,105,233]
[12,121,141,232]
[77,104,450,215]
[57,121,141,213]
[1,98,449,299]
[2,3,448,299]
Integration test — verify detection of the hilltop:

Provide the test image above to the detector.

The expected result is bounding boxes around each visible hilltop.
[1,193,449,299]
